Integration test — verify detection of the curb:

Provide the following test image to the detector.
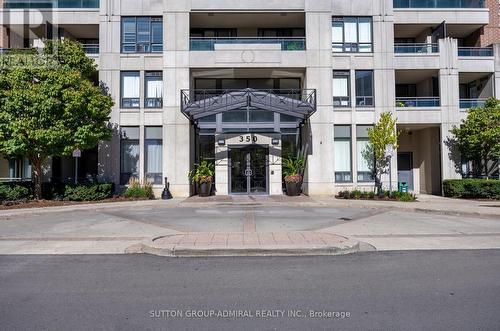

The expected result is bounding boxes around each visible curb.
[137,236,362,257]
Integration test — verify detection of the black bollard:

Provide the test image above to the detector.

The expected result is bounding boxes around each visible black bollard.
[161,177,173,200]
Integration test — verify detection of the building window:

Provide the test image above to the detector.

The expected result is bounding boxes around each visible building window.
[121,17,163,53]
[333,71,350,107]
[121,71,140,108]
[145,72,163,108]
[356,125,374,182]
[355,70,374,107]
[332,17,372,53]
[120,127,140,185]
[145,127,163,185]
[334,125,352,183]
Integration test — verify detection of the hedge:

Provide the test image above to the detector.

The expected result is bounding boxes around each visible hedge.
[63,183,115,201]
[1,182,115,202]
[0,183,32,202]
[443,179,500,200]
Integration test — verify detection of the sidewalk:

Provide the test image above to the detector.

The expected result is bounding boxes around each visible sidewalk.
[135,231,364,257]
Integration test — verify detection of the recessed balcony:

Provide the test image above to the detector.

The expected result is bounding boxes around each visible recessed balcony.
[395,69,441,110]
[459,72,493,110]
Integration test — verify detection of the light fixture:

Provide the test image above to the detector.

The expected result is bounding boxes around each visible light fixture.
[217,139,226,146]
[271,138,280,145]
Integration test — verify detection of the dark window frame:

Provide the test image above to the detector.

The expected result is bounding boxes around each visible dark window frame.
[332,16,373,53]
[121,16,163,53]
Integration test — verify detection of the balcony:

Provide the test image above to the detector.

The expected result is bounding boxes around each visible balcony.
[394,43,438,54]
[3,0,99,8]
[396,97,440,108]
[394,0,484,8]
[190,37,306,51]
[458,47,493,57]
[459,99,486,109]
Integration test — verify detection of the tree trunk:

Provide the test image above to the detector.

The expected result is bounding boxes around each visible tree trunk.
[484,156,490,180]
[31,157,44,200]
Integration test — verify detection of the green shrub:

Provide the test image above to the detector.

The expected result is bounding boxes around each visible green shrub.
[0,184,31,202]
[124,178,155,200]
[443,179,500,199]
[394,191,417,202]
[63,183,114,201]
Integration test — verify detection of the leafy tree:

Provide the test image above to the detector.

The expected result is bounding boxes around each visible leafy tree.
[367,112,400,194]
[0,40,113,199]
[451,97,500,179]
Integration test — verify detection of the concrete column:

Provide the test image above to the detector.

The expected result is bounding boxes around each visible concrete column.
[303,6,335,195]
[164,3,192,197]
[439,38,462,182]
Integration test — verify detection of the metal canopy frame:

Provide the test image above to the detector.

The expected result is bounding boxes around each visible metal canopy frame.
[181,88,317,126]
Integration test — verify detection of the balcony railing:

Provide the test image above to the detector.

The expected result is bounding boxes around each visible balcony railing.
[458,47,493,57]
[3,0,99,8]
[82,44,99,55]
[394,43,439,54]
[459,98,487,109]
[190,37,306,51]
[394,0,485,8]
[396,97,440,108]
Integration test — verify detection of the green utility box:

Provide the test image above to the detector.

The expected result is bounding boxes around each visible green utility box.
[398,182,408,193]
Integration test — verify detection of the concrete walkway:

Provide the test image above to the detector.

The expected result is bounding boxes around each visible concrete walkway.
[136,231,362,257]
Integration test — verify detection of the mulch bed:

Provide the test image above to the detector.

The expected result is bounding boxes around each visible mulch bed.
[0,197,149,210]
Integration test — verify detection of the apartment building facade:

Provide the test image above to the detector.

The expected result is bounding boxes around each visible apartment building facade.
[1,0,499,197]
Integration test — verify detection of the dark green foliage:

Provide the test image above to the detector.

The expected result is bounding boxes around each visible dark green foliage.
[443,179,500,199]
[63,183,114,201]
[0,183,31,202]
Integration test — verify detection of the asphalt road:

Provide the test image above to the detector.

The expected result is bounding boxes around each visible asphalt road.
[1,251,500,330]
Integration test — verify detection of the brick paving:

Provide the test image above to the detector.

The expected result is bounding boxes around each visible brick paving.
[152,231,349,249]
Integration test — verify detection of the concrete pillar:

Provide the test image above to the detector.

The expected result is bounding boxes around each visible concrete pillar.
[164,2,192,197]
[303,4,334,195]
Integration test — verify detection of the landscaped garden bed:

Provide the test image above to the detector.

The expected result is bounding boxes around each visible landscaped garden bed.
[336,190,417,202]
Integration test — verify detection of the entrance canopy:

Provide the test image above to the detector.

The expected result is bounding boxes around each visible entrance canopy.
[181,88,316,127]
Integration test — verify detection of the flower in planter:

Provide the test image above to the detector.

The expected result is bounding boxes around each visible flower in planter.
[284,174,302,184]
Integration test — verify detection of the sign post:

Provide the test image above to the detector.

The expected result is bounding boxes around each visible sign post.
[72,150,81,184]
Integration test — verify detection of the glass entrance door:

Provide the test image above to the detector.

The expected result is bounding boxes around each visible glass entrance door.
[230,146,269,195]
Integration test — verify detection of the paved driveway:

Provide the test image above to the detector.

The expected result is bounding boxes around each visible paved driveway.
[0,198,499,254]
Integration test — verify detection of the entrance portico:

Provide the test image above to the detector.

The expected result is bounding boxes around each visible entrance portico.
[181,87,316,196]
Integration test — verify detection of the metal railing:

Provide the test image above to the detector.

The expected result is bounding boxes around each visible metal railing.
[396,97,440,108]
[190,37,306,51]
[356,96,375,107]
[82,44,99,55]
[332,42,373,53]
[458,47,493,56]
[3,0,99,8]
[459,98,487,109]
[145,98,163,109]
[181,88,316,121]
[394,43,439,53]
[394,0,485,8]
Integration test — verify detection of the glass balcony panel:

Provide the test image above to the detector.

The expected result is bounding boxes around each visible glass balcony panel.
[394,43,439,53]
[396,97,440,108]
[459,99,487,109]
[394,0,484,8]
[458,47,493,56]
[190,37,306,51]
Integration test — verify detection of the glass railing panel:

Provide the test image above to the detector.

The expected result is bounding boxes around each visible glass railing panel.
[394,0,484,8]
[396,97,440,108]
[459,99,487,109]
[190,38,306,51]
[458,47,493,56]
[4,0,99,9]
[394,43,439,53]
